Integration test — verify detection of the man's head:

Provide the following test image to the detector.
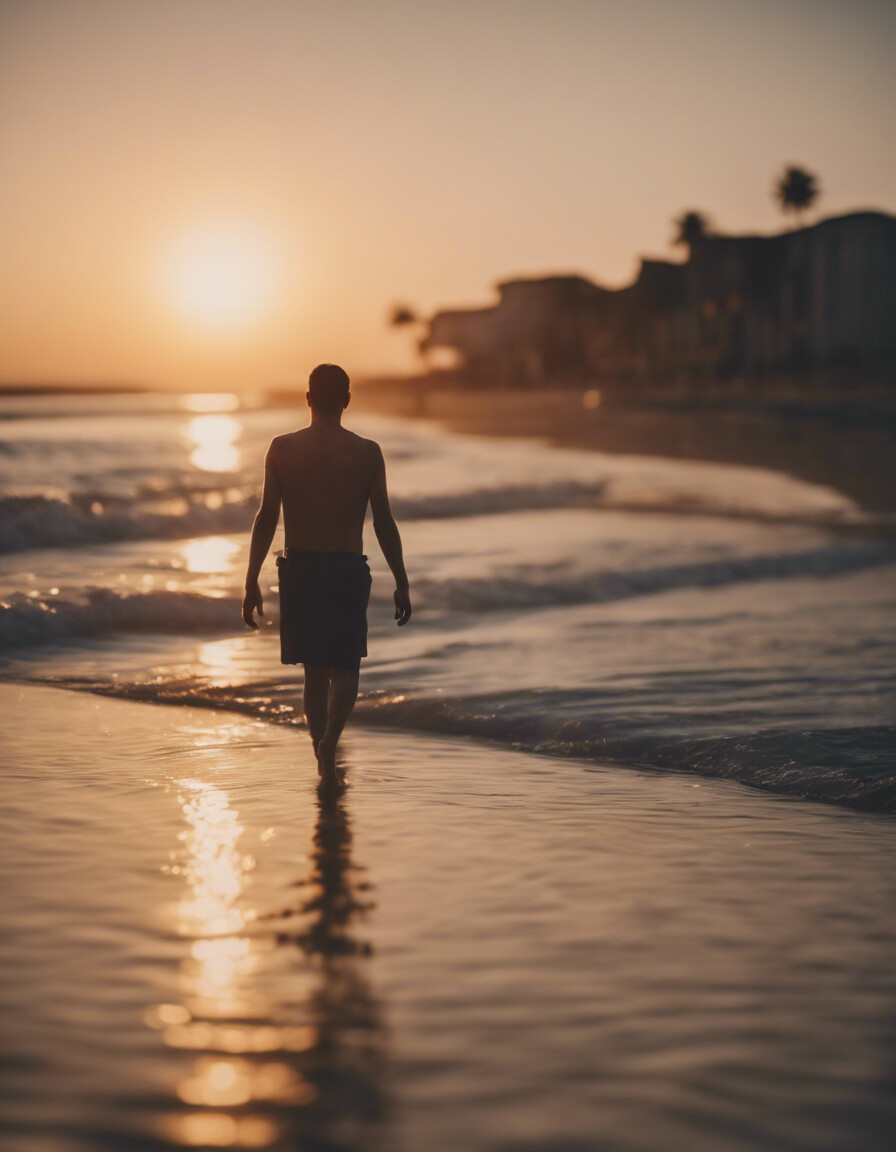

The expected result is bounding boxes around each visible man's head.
[307,363,350,414]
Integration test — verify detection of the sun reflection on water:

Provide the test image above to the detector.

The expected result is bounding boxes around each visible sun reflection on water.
[177,780,250,938]
[160,778,278,1145]
[196,637,250,687]
[189,937,255,1014]
[159,1112,277,1149]
[186,414,242,472]
[153,767,387,1147]
[180,537,240,575]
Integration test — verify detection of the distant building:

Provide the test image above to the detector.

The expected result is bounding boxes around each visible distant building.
[420,211,896,384]
[422,275,618,385]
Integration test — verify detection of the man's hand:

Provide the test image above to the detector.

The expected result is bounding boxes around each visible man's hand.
[242,581,264,629]
[394,585,412,626]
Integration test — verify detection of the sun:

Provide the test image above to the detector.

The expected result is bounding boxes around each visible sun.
[166,224,278,329]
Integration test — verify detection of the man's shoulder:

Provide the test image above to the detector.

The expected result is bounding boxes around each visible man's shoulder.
[266,432,305,473]
[344,429,383,459]
[269,429,305,452]
[269,426,382,457]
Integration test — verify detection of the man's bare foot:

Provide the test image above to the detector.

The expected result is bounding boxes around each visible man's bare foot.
[316,735,344,793]
[317,774,345,800]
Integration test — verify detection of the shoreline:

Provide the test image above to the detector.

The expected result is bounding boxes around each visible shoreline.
[353,383,896,513]
[9,673,895,816]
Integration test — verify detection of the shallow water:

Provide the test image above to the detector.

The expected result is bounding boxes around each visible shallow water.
[2,685,895,1152]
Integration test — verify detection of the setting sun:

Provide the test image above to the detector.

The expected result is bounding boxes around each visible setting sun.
[165,226,278,330]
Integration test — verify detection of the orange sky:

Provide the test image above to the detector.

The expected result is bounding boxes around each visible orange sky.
[2,0,895,389]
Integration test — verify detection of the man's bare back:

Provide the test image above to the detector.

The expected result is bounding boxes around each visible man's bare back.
[241,363,410,794]
[271,425,378,554]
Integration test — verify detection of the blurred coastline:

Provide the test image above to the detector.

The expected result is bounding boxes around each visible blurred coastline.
[353,378,896,515]
[362,207,896,515]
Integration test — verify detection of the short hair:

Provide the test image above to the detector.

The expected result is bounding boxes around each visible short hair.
[308,363,350,411]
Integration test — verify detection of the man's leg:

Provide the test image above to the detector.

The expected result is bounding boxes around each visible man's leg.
[316,667,359,786]
[302,664,330,764]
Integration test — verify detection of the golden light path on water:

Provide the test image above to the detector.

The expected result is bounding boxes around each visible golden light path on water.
[185,414,242,473]
[149,771,314,1148]
[196,637,253,688]
[180,537,241,575]
[178,534,252,686]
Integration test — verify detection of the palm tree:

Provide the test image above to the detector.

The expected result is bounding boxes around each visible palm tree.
[774,166,820,227]
[672,210,712,256]
[388,304,428,373]
[388,304,418,327]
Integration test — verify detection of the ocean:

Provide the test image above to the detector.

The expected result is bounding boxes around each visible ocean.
[1,390,894,810]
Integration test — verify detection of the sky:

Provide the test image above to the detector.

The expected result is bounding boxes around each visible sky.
[1,0,894,389]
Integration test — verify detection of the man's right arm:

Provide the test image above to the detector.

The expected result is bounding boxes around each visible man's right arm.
[369,444,411,626]
[242,440,282,629]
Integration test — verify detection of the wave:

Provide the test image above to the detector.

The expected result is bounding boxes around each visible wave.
[416,542,896,612]
[0,588,242,651]
[0,478,878,557]
[389,481,609,520]
[0,492,256,554]
[356,691,896,812]
[3,538,894,655]
[2,482,654,555]
[391,483,867,527]
[16,676,895,813]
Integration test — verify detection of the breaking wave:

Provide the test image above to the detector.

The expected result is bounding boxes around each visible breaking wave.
[0,492,256,554]
[4,539,894,654]
[0,588,242,651]
[0,478,873,556]
[415,542,896,612]
[355,690,896,813]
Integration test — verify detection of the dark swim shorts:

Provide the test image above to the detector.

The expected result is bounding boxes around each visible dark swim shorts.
[276,550,372,671]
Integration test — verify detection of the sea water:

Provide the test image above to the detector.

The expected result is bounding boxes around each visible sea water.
[1,390,894,810]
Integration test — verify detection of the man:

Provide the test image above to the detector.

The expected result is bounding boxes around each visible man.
[242,363,411,791]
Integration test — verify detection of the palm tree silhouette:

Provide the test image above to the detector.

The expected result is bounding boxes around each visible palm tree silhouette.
[388,304,418,327]
[388,303,428,379]
[774,166,820,228]
[672,210,712,257]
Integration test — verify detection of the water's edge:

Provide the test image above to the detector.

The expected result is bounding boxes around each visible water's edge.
[9,675,894,818]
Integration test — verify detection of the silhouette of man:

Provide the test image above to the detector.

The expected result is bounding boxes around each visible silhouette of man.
[242,363,411,791]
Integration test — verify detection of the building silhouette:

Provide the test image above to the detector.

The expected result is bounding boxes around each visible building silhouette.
[420,212,896,385]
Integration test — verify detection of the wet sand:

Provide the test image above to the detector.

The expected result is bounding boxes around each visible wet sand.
[2,684,895,1151]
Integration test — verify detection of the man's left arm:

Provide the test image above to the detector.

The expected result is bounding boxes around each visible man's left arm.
[242,442,282,629]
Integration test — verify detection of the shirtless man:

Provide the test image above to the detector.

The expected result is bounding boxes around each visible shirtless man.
[241,363,411,791]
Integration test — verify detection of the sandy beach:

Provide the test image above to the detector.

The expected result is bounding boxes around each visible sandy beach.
[2,683,895,1152]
